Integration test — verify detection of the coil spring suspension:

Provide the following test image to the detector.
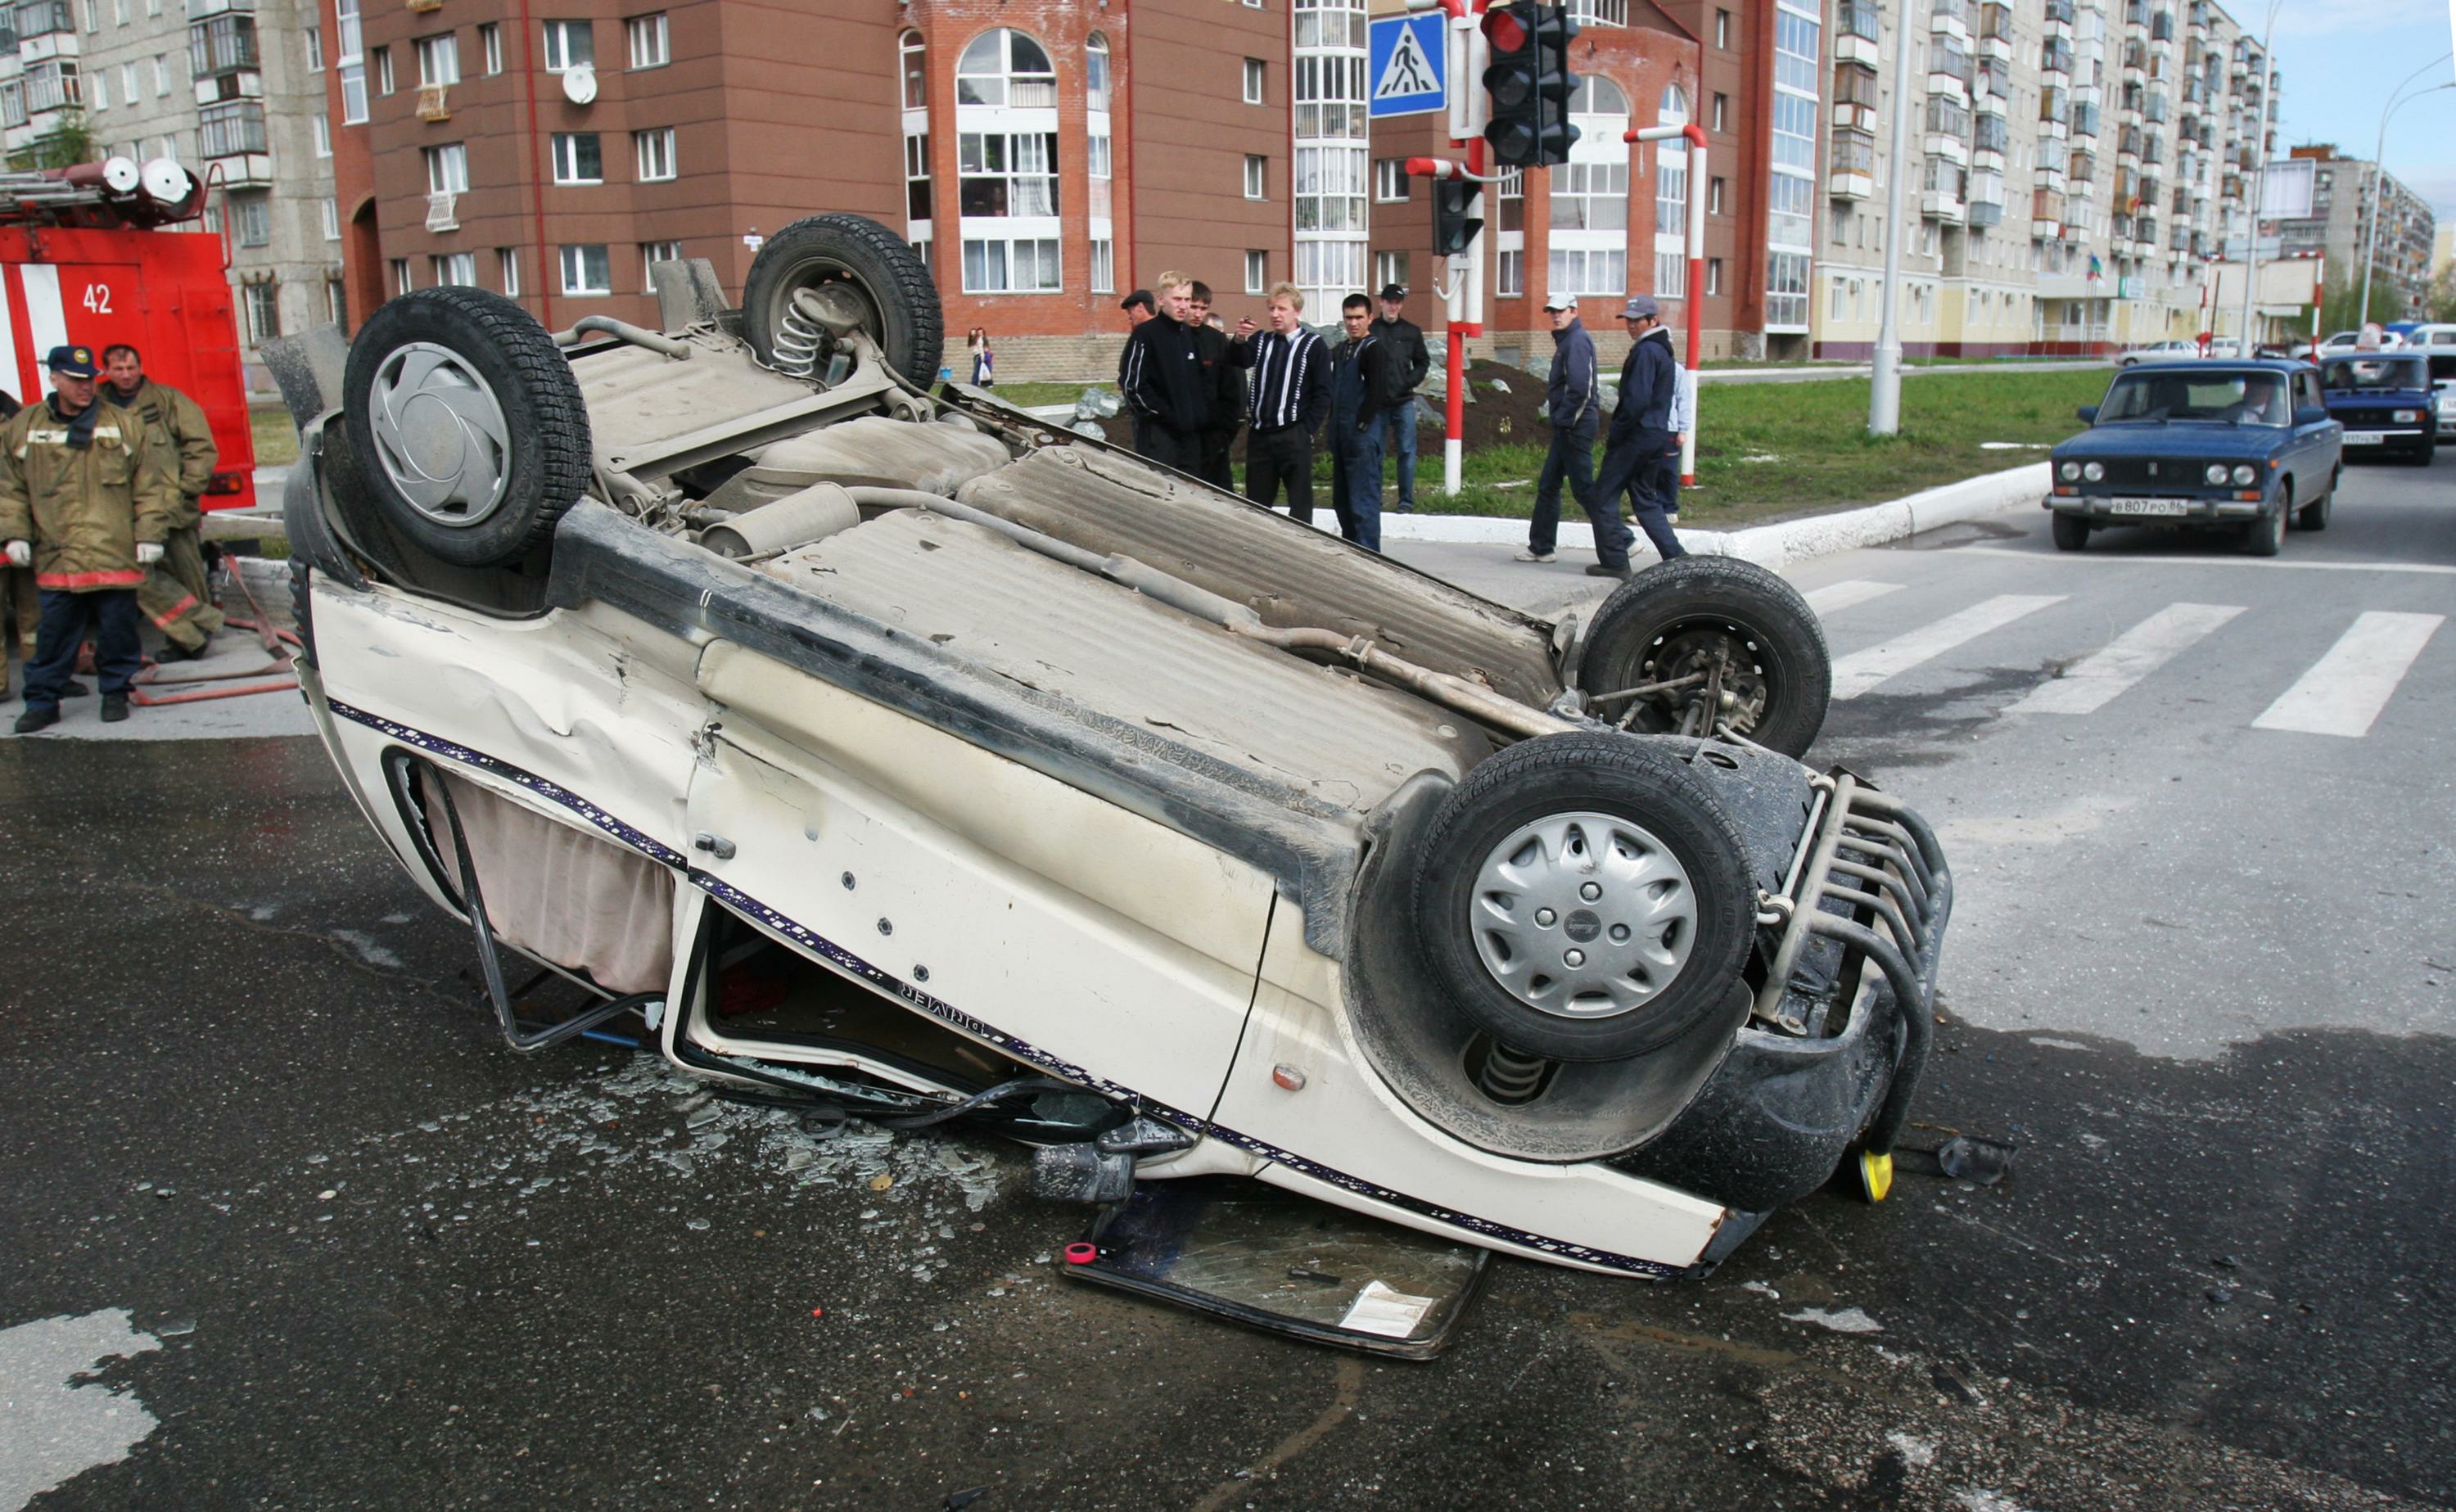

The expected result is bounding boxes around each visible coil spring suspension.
[770,288,829,378]
[1474,1040,1551,1105]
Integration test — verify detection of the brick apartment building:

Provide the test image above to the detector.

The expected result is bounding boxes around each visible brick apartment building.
[318,0,1772,377]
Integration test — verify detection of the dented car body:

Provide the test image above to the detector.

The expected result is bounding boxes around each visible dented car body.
[276,222,1950,1302]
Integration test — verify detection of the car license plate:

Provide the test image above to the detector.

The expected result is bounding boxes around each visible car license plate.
[2109,497,2191,516]
[2341,431,2387,445]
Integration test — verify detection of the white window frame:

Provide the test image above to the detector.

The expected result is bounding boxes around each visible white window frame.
[423,142,468,194]
[375,46,393,95]
[550,132,603,186]
[233,196,271,247]
[305,22,323,69]
[431,251,476,287]
[1373,250,1409,294]
[1090,237,1114,293]
[498,247,521,297]
[959,237,1063,295]
[313,112,332,156]
[319,196,340,240]
[390,258,413,297]
[541,19,593,73]
[634,126,675,182]
[640,239,681,291]
[1243,57,1265,104]
[1245,154,1266,200]
[479,22,502,75]
[89,71,106,111]
[559,243,612,296]
[415,33,458,88]
[1374,157,1410,202]
[243,281,281,345]
[1245,250,1266,294]
[154,54,171,97]
[625,12,668,70]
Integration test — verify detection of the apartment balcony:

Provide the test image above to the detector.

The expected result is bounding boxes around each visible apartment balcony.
[1564,0,1628,26]
[1829,168,1873,201]
[1926,132,1970,166]
[2150,7,2174,41]
[426,192,457,232]
[1833,99,1876,133]
[207,152,272,188]
[417,83,449,122]
[1922,190,1966,222]
[2187,1,2207,32]
[1829,127,1876,200]
[1930,0,1971,43]
[1835,0,1881,68]
[184,0,256,14]
[2036,164,2067,193]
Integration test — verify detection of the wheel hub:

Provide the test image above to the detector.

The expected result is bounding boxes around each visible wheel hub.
[1468,810,1698,1020]
[1641,624,1769,737]
[365,341,512,528]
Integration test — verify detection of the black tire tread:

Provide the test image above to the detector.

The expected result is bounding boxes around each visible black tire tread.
[743,212,943,385]
[2051,512,2090,551]
[1411,733,1755,1063]
[1582,555,1832,758]
[342,286,592,569]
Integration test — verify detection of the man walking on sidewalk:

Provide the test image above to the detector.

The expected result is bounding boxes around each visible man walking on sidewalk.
[1518,293,1600,566]
[1230,283,1330,525]
[1372,284,1430,514]
[1327,294,1394,552]
[2,345,177,733]
[1590,296,1686,575]
[103,344,224,661]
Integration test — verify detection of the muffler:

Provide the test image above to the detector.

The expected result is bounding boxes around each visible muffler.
[698,481,862,559]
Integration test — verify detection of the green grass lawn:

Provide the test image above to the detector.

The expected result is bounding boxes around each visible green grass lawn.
[251,405,300,467]
[1401,368,2114,526]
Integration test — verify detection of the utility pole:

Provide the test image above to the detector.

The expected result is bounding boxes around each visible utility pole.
[2357,64,2455,329]
[2233,4,2282,353]
[1868,0,1918,436]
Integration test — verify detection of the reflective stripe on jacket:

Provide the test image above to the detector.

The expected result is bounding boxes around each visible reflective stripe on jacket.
[0,399,177,592]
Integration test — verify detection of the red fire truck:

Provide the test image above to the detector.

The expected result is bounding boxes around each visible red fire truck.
[0,157,256,509]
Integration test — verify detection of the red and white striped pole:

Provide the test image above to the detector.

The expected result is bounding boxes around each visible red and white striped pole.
[1404,0,1489,498]
[1628,122,1706,484]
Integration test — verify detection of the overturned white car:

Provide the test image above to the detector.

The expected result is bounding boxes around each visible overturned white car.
[275,215,1949,1348]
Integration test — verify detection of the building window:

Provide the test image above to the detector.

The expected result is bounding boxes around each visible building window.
[1548,246,1625,297]
[424,142,468,193]
[499,248,521,297]
[542,20,592,73]
[1716,7,1730,47]
[312,113,331,156]
[1245,154,1266,199]
[1763,0,1819,330]
[1091,237,1114,292]
[243,281,280,343]
[955,29,1055,109]
[480,23,501,75]
[641,240,680,291]
[431,252,476,286]
[1374,250,1409,292]
[91,72,109,111]
[1087,131,1112,218]
[81,0,94,33]
[634,127,675,181]
[904,131,932,226]
[1497,247,1524,296]
[560,244,612,296]
[626,12,668,69]
[958,133,1058,217]
[375,46,395,94]
[900,29,927,110]
[415,33,457,87]
[1655,250,1686,298]
[1548,75,1628,301]
[1292,0,1370,315]
[305,24,322,70]
[1550,164,1625,232]
[232,196,271,247]
[1706,257,1723,296]
[1655,83,1690,291]
[1086,32,1111,113]
[199,100,266,156]
[319,196,339,240]
[551,132,603,185]
[325,278,346,327]
[390,259,413,296]
[1245,250,1266,293]
[153,54,171,96]
[1709,177,1724,215]
[1244,57,1266,104]
[960,237,1061,294]
[1374,157,1410,201]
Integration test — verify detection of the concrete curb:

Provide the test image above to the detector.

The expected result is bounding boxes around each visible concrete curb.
[1378,459,2050,569]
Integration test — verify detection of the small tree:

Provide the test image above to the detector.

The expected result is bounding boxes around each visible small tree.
[2431,264,2456,325]
[2317,270,2403,335]
[6,106,93,172]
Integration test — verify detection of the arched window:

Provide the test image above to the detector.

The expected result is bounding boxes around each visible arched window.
[1653,83,1691,299]
[957,29,1056,109]
[1548,72,1630,298]
[1569,75,1628,115]
[900,29,926,111]
[1086,32,1111,114]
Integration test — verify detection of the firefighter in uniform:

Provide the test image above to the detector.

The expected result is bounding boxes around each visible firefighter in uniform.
[3,345,177,733]
[103,343,225,659]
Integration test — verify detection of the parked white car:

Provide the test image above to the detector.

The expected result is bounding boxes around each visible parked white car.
[2117,340,2197,367]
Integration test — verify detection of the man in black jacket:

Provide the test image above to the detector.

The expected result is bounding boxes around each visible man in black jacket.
[1519,293,1600,566]
[1328,293,1394,551]
[1589,296,1685,575]
[1115,291,1157,452]
[1117,275,1210,473]
[1185,281,1245,490]
[1230,282,1332,525]
[1372,283,1431,513]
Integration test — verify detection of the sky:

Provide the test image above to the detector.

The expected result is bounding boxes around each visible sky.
[2257,0,2456,219]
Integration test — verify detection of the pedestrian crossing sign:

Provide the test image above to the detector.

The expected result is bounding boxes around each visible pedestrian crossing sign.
[1368,14,1447,118]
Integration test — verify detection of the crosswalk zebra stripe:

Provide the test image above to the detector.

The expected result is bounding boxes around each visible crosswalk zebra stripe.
[2005,603,2246,716]
[2251,612,2445,738]
[1804,580,1903,616]
[1831,594,2067,700]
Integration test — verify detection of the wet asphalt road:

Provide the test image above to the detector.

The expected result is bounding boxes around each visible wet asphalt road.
[6,458,2454,1510]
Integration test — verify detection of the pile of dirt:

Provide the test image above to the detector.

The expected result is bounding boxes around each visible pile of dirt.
[1419,359,1554,449]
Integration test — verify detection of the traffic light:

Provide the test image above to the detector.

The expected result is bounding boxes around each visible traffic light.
[1483,2,1580,169]
[1432,178,1483,256]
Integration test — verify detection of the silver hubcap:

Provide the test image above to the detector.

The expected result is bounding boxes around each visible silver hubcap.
[366,341,512,528]
[1469,811,1697,1020]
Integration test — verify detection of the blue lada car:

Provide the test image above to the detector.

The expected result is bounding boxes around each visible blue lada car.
[2317,351,2436,465]
[2046,360,2342,556]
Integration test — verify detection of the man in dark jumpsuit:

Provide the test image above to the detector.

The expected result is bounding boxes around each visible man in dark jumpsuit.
[1590,296,1686,575]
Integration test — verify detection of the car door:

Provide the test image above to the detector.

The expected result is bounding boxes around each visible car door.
[2296,371,2337,494]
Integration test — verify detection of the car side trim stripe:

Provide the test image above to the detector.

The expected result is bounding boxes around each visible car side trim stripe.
[325,698,1686,1278]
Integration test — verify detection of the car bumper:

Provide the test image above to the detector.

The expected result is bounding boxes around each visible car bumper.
[2338,427,2431,449]
[2045,491,2268,523]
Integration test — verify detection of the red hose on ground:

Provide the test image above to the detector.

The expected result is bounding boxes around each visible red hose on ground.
[129,559,301,706]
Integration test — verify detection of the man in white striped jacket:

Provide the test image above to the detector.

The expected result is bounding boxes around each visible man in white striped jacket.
[1229,283,1332,526]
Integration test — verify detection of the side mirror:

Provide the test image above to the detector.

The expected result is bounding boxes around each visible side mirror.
[2076,405,2099,424]
[2293,405,2329,427]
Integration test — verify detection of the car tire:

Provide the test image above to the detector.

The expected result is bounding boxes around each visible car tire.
[2296,472,2334,531]
[2051,512,2091,552]
[1579,556,1831,759]
[2413,440,2437,467]
[2244,491,2287,557]
[1411,733,1755,1063]
[340,287,592,571]
[743,213,943,386]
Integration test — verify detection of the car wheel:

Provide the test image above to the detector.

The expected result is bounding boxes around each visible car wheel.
[2296,474,2333,531]
[2244,491,2287,557]
[1578,556,1831,759]
[2050,512,2091,552]
[1410,733,1755,1063]
[743,213,943,386]
[2414,440,2438,467]
[340,287,592,571]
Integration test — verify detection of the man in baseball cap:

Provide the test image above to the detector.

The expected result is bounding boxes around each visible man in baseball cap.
[1373,283,1429,513]
[2,343,177,730]
[1518,293,1601,566]
[1587,295,1685,575]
